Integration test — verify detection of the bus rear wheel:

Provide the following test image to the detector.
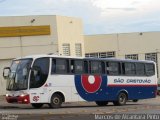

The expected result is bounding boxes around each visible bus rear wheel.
[31,103,43,109]
[95,101,108,106]
[49,94,62,108]
[113,92,127,106]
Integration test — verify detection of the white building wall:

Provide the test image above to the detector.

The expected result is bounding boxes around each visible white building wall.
[85,32,160,79]
[0,15,85,95]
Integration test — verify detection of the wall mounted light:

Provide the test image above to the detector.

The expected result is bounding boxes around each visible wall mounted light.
[30,19,35,23]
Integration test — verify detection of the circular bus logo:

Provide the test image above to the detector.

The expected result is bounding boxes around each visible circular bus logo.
[81,75,102,93]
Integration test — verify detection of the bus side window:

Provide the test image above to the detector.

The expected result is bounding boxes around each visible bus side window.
[30,58,49,88]
[91,61,98,74]
[84,61,89,74]
[70,60,74,73]
[101,62,105,74]
[136,63,145,76]
[91,61,101,74]
[145,63,155,76]
[106,62,120,75]
[51,59,56,74]
[124,62,136,76]
[74,60,83,74]
[53,59,69,74]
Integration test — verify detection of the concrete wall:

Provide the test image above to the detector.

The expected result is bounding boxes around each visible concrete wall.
[85,32,160,77]
[56,16,85,57]
[0,15,59,60]
[0,15,85,95]
[84,34,118,57]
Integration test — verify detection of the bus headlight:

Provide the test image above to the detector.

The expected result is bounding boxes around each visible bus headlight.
[20,94,25,97]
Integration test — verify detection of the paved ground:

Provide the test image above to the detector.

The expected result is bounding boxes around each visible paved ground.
[0,96,160,120]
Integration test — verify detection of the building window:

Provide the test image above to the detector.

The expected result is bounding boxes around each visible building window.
[85,54,90,57]
[75,43,82,57]
[62,43,70,56]
[145,53,157,62]
[125,54,138,60]
[85,51,115,58]
[86,53,99,58]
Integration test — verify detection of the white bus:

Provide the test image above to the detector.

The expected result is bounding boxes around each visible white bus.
[3,54,158,108]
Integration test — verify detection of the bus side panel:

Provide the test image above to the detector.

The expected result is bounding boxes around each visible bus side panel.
[74,75,157,102]
[47,75,81,103]
[107,86,157,100]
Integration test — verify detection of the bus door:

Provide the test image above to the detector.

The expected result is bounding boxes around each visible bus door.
[29,58,50,103]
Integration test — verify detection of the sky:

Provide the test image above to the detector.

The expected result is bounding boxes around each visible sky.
[0,0,160,35]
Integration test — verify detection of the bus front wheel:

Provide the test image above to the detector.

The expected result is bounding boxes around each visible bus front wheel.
[113,92,127,106]
[95,101,108,106]
[49,94,62,108]
[31,103,43,109]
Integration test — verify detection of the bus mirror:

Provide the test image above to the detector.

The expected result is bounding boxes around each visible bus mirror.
[3,67,10,79]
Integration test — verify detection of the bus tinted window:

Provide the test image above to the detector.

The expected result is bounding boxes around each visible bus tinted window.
[30,58,49,88]
[91,61,101,74]
[136,63,145,76]
[51,59,69,74]
[74,60,83,74]
[101,62,105,74]
[84,61,89,74]
[124,63,136,75]
[145,63,155,76]
[106,62,120,75]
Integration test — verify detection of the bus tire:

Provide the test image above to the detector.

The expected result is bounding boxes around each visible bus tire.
[133,99,138,102]
[31,103,43,109]
[95,101,108,106]
[49,94,62,108]
[113,92,127,106]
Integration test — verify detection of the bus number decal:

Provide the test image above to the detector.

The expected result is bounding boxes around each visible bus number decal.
[33,96,40,102]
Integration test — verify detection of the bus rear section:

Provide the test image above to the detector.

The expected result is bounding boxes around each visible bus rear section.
[74,61,157,106]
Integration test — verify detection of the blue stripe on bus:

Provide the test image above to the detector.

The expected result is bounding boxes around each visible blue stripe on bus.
[74,75,157,101]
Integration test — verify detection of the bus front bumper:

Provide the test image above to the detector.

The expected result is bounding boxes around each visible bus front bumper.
[6,94,30,104]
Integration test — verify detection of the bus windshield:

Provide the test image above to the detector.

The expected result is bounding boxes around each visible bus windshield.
[6,59,32,91]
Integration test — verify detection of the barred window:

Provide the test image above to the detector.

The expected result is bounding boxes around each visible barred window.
[85,51,115,58]
[62,43,70,56]
[86,53,98,58]
[125,54,138,60]
[145,53,157,62]
[75,43,82,57]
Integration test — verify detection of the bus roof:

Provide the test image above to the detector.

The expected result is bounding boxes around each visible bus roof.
[16,54,155,64]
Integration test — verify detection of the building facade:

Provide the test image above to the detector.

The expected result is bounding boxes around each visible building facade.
[0,15,160,95]
[0,15,85,95]
[84,32,160,79]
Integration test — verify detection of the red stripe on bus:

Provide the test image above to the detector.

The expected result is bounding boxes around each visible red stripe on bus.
[108,84,158,87]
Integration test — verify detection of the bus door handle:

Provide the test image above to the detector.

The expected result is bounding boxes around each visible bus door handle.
[40,93,44,95]
[31,93,37,95]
